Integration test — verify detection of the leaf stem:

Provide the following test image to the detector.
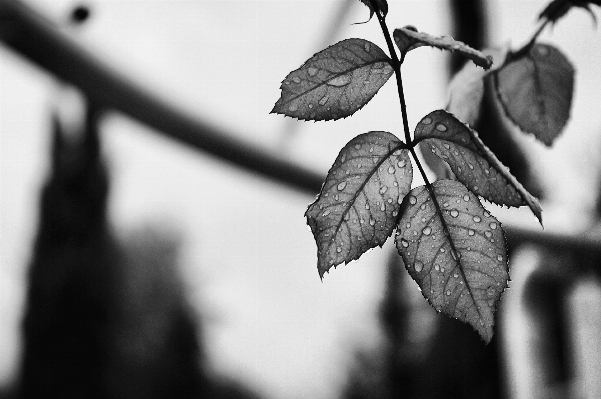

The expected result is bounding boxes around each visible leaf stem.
[512,18,549,60]
[374,5,412,146]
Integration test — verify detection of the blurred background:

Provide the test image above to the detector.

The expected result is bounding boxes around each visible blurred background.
[1,0,601,398]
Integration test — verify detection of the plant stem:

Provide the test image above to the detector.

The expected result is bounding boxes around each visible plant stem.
[512,18,549,60]
[374,8,412,145]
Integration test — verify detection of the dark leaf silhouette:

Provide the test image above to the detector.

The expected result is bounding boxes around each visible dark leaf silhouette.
[272,39,393,121]
[393,26,493,69]
[306,132,412,278]
[539,0,601,24]
[395,180,508,342]
[415,110,543,224]
[359,0,388,20]
[493,43,574,146]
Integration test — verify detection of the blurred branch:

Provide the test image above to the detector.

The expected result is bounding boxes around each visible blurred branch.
[1,0,601,262]
[0,0,323,195]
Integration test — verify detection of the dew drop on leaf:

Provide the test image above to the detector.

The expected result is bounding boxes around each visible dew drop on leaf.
[473,215,481,223]
[450,209,459,218]
[337,181,347,191]
[327,75,352,87]
[414,260,424,272]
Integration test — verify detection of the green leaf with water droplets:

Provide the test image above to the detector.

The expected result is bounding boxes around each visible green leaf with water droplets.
[415,110,543,225]
[393,26,493,69]
[396,180,508,343]
[306,131,412,278]
[493,43,574,146]
[271,39,394,121]
[359,0,388,21]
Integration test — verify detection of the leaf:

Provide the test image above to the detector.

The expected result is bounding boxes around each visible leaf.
[393,26,493,69]
[359,0,388,20]
[306,131,412,278]
[446,47,508,126]
[272,39,394,121]
[396,180,508,343]
[415,110,543,225]
[539,0,601,24]
[493,43,575,146]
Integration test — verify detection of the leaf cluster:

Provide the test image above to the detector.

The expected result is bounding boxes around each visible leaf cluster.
[272,0,586,342]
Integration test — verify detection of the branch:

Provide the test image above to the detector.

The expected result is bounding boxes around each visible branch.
[0,0,323,195]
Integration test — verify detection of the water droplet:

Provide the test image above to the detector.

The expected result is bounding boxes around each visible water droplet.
[468,163,474,170]
[450,209,459,218]
[420,204,426,210]
[387,165,395,174]
[446,290,451,296]
[322,210,331,217]
[380,203,386,211]
[289,103,299,112]
[497,254,503,262]
[463,194,470,202]
[364,42,371,52]
[318,95,329,106]
[397,160,406,168]
[369,218,376,226]
[334,194,339,201]
[308,103,313,109]
[473,185,479,191]
[393,181,398,187]
[422,117,432,125]
[327,74,351,87]
[406,222,411,228]
[400,238,409,248]
[354,143,361,150]
[422,226,432,236]
[414,261,424,272]
[392,210,398,216]
[307,67,319,76]
[473,215,481,223]
[484,231,493,238]
[292,76,301,84]
[436,124,447,132]
[434,264,440,271]
[365,203,370,210]
[440,248,445,253]
[387,198,393,204]
[489,222,497,230]
[483,211,491,217]
[453,273,459,278]
[379,186,388,194]
[468,229,475,236]
[340,153,346,163]
[337,181,347,191]
[408,196,417,205]
[443,143,450,150]
[336,246,342,253]
[369,146,374,153]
